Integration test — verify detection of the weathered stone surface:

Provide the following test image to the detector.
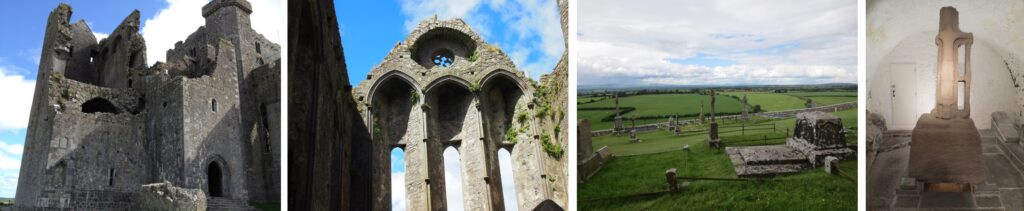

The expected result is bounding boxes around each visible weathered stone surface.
[726,111,854,177]
[824,156,840,174]
[136,182,207,211]
[16,1,280,210]
[791,111,847,149]
[909,114,985,184]
[931,6,974,120]
[867,110,886,172]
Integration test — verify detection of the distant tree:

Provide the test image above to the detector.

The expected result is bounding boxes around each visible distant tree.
[753,105,763,113]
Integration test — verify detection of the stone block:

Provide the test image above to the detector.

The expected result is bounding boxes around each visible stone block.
[135,182,207,211]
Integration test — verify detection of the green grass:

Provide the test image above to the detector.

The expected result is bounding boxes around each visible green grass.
[579,108,859,210]
[807,96,857,106]
[578,93,743,130]
[720,92,807,111]
[578,149,857,210]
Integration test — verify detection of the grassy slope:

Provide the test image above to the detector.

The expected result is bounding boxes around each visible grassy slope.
[579,108,858,210]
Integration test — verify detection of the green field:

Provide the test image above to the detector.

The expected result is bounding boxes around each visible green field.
[592,109,857,155]
[578,93,743,130]
[720,92,806,112]
[782,91,857,97]
[807,96,857,106]
[579,108,858,210]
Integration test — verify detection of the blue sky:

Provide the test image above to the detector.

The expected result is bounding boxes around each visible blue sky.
[337,0,564,85]
[0,0,283,198]
[578,0,857,86]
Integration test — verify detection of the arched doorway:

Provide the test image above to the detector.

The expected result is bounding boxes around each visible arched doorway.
[208,162,224,197]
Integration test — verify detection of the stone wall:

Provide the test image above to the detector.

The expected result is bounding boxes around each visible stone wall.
[287,0,371,210]
[17,1,280,209]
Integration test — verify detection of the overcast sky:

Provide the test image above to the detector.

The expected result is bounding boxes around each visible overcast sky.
[578,0,857,87]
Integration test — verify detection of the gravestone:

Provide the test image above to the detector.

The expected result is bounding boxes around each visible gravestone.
[708,91,721,148]
[700,101,706,124]
[666,168,679,193]
[786,111,855,166]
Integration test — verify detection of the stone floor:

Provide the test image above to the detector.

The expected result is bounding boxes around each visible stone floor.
[868,129,1024,210]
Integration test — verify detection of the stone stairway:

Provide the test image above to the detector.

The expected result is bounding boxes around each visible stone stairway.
[208,197,258,211]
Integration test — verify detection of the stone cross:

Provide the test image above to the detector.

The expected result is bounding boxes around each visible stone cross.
[742,94,749,120]
[932,6,974,119]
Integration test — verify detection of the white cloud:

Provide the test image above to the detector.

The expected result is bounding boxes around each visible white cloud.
[498,149,518,211]
[142,0,282,66]
[391,172,407,211]
[0,170,17,198]
[443,148,464,210]
[93,32,109,41]
[0,142,22,156]
[398,0,564,79]
[578,0,857,86]
[0,62,36,131]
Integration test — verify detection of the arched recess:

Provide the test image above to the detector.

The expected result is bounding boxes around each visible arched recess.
[81,98,120,114]
[410,27,478,69]
[425,77,475,142]
[367,72,420,211]
[479,70,527,209]
[867,31,1017,129]
[205,155,230,198]
[423,76,475,210]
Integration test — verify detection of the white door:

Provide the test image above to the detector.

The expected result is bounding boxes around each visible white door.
[891,63,917,130]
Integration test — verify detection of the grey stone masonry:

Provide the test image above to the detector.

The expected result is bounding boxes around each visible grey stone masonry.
[15,1,280,210]
[350,16,566,210]
[726,111,855,177]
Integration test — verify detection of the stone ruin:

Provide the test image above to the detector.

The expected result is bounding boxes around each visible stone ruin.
[707,91,721,148]
[629,115,639,143]
[742,94,749,120]
[337,3,569,209]
[289,0,570,208]
[907,6,984,191]
[15,1,281,210]
[578,119,613,183]
[725,111,855,177]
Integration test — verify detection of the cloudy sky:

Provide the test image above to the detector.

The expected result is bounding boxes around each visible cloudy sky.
[0,0,282,198]
[578,0,857,87]
[338,0,564,85]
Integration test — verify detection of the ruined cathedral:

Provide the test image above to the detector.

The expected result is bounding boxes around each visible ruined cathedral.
[16,0,281,209]
[288,0,568,210]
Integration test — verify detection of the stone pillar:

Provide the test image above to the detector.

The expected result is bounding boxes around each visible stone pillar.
[699,101,705,124]
[708,91,720,148]
[932,6,974,119]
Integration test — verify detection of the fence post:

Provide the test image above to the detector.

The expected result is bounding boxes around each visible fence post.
[764,135,766,145]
